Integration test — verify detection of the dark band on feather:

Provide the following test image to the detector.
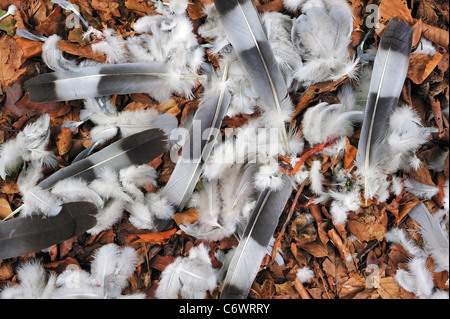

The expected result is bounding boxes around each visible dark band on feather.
[0,202,97,260]
[379,18,413,55]
[221,284,246,299]
[38,128,168,190]
[25,73,58,103]
[214,0,244,16]
[246,177,292,246]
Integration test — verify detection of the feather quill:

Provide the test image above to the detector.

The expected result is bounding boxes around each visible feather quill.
[25,62,201,103]
[220,174,292,299]
[161,64,231,212]
[356,18,413,201]
[0,202,97,260]
[213,0,292,150]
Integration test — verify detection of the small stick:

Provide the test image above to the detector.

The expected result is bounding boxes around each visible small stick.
[291,137,339,175]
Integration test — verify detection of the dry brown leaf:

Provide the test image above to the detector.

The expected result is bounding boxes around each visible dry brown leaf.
[377,0,414,29]
[376,277,405,299]
[172,208,199,226]
[408,52,443,84]
[56,127,73,156]
[409,165,436,186]
[257,0,284,13]
[127,228,177,244]
[300,238,328,258]
[0,262,14,281]
[0,34,27,91]
[35,6,65,36]
[187,0,213,20]
[339,272,366,299]
[57,41,107,63]
[344,137,357,170]
[125,0,158,15]
[91,0,120,18]
[347,205,388,242]
[0,197,12,219]
[15,37,43,60]
[414,19,449,49]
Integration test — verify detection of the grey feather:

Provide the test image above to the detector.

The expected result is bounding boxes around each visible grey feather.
[39,128,169,190]
[25,62,200,103]
[214,0,291,150]
[408,203,449,272]
[0,202,97,260]
[356,18,413,200]
[220,174,292,299]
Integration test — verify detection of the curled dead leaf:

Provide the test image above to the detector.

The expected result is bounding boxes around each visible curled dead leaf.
[408,52,443,84]
[127,228,177,244]
[56,127,73,156]
[172,208,199,226]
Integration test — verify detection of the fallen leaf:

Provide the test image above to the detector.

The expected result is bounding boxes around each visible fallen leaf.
[187,0,213,20]
[58,40,107,62]
[172,208,199,226]
[0,34,26,91]
[414,19,449,49]
[0,197,12,219]
[408,52,443,84]
[347,205,388,242]
[0,262,14,281]
[149,254,176,272]
[344,137,357,170]
[15,37,43,60]
[35,6,65,36]
[127,228,177,244]
[377,0,414,30]
[376,277,405,299]
[0,8,15,36]
[56,127,73,156]
[125,0,158,15]
[300,238,328,258]
[409,165,435,186]
[339,272,366,299]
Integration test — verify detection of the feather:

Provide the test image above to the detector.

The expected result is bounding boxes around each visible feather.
[408,203,449,272]
[220,174,292,299]
[88,199,125,235]
[0,261,56,299]
[403,179,439,199]
[155,244,218,299]
[42,34,77,72]
[296,266,315,283]
[214,0,292,150]
[0,4,17,21]
[38,128,168,191]
[25,62,201,103]
[356,18,413,201]
[51,0,89,29]
[161,64,231,212]
[16,29,47,42]
[0,202,98,260]
[50,178,104,208]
